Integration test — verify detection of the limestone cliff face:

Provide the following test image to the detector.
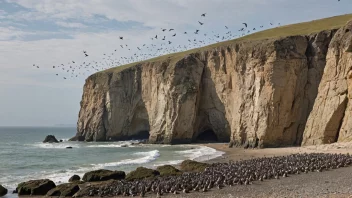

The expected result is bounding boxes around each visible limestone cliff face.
[73,21,352,148]
[302,21,352,145]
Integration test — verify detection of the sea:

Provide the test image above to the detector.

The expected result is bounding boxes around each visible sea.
[0,126,224,197]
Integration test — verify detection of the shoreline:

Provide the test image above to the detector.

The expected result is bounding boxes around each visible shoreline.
[202,142,352,164]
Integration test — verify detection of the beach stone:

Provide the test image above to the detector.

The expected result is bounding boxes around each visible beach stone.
[0,185,7,197]
[46,183,79,197]
[69,175,81,182]
[43,135,59,143]
[180,160,209,172]
[82,169,125,182]
[66,146,73,149]
[156,165,182,176]
[17,179,56,196]
[126,167,160,181]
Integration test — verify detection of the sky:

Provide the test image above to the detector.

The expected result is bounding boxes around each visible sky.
[0,0,351,127]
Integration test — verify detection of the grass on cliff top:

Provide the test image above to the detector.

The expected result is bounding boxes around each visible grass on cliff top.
[103,13,352,74]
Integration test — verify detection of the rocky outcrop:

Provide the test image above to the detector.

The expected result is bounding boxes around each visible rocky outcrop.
[73,20,352,147]
[69,175,81,182]
[82,169,125,182]
[0,185,7,197]
[16,179,56,196]
[43,135,59,143]
[302,21,352,145]
[125,167,160,181]
[46,183,80,197]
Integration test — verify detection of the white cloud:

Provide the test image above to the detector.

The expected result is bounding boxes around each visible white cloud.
[55,21,87,28]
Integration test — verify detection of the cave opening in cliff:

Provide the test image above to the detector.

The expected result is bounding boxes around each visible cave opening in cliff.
[195,129,219,143]
[129,130,150,140]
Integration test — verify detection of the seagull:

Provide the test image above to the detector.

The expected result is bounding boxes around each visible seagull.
[184,32,187,34]
[243,23,247,27]
[155,35,158,39]
[172,33,176,37]
[119,36,123,40]
[169,29,174,31]
[162,29,167,31]
[198,21,204,25]
[201,13,206,17]
[168,41,172,44]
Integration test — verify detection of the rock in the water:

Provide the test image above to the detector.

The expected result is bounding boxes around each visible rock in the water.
[126,167,160,181]
[68,175,81,182]
[43,135,59,143]
[46,183,79,197]
[180,160,209,172]
[82,169,125,182]
[0,185,7,197]
[60,139,63,142]
[66,146,73,149]
[120,144,128,147]
[17,179,56,196]
[156,165,182,176]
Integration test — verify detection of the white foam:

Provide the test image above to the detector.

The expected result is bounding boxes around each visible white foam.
[86,144,124,148]
[176,146,224,161]
[91,150,160,169]
[27,142,80,149]
[86,140,138,148]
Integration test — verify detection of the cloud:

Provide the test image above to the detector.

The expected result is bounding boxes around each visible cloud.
[55,21,87,28]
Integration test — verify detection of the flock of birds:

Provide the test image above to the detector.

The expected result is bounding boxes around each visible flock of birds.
[78,153,351,197]
[31,13,284,80]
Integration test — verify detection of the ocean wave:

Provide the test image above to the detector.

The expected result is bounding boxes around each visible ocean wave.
[86,140,139,148]
[176,146,224,161]
[27,142,80,149]
[91,150,160,169]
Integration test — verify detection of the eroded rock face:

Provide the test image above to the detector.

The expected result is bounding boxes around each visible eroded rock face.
[302,21,352,145]
[73,21,352,147]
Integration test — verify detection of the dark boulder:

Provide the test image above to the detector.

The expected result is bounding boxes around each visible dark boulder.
[16,179,56,196]
[180,160,209,172]
[66,146,73,149]
[60,139,63,142]
[46,183,79,197]
[43,135,59,143]
[68,175,81,182]
[126,167,160,181]
[0,185,7,197]
[156,165,182,176]
[82,169,125,182]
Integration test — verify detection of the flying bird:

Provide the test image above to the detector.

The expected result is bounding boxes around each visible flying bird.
[119,36,123,40]
[198,21,204,25]
[201,13,206,17]
[242,23,247,27]
[169,29,174,31]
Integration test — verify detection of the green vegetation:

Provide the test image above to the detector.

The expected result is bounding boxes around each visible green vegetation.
[156,165,182,176]
[125,167,160,181]
[103,14,352,74]
[180,160,209,172]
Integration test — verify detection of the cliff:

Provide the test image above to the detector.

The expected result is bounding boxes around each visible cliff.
[72,14,352,148]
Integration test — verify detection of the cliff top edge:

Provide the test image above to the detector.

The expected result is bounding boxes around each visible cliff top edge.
[98,13,352,76]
